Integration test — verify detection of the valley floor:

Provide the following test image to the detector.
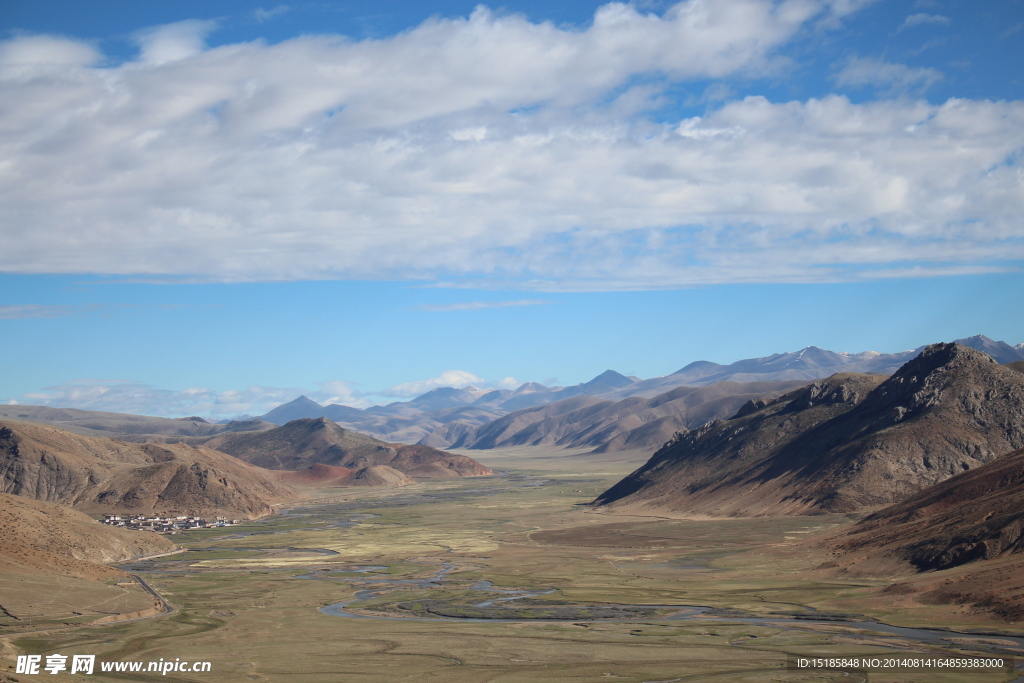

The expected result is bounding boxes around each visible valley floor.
[4,446,1023,682]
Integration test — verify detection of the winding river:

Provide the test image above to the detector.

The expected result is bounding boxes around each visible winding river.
[312,559,1024,666]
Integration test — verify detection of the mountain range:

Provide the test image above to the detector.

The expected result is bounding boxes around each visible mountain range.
[427,379,810,452]
[247,335,1024,450]
[593,343,1024,516]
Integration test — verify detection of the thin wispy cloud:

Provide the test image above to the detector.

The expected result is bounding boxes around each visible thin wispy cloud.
[1001,23,1023,39]
[254,5,289,23]
[0,304,110,319]
[901,12,951,29]
[834,56,943,94]
[419,300,549,312]
[5,378,372,418]
[381,370,486,398]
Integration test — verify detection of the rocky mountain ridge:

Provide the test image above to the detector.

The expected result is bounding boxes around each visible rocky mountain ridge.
[593,344,1024,516]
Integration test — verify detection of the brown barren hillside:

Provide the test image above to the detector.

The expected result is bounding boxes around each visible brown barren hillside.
[594,343,1024,516]
[0,492,174,578]
[0,492,177,625]
[277,463,414,488]
[820,447,1024,621]
[0,420,297,517]
[203,417,491,478]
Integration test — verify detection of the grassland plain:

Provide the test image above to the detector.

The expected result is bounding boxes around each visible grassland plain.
[3,447,1023,682]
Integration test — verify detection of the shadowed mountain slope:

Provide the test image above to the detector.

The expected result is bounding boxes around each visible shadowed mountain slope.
[424,379,810,452]
[817,446,1024,621]
[833,446,1024,572]
[203,417,491,478]
[593,344,1024,516]
[0,420,297,517]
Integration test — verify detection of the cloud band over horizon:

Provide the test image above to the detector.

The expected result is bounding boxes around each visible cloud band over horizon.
[1,0,1021,290]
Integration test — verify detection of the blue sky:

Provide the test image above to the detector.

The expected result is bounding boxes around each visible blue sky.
[1,0,1022,417]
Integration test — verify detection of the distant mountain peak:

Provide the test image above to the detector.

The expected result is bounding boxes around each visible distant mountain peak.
[513,382,547,394]
[257,395,327,425]
[671,360,722,375]
[586,369,632,386]
[952,334,1024,364]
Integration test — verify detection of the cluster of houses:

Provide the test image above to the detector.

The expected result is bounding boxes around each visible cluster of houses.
[100,514,240,533]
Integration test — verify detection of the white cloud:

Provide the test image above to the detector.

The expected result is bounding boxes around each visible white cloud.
[381,370,486,397]
[314,380,366,406]
[3,372,540,417]
[254,6,290,23]
[132,20,218,65]
[901,13,951,29]
[834,56,943,93]
[418,299,548,312]
[0,1,1020,291]
[0,34,100,74]
[3,378,372,418]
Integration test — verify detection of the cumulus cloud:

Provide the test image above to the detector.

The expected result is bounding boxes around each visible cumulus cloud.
[418,299,548,311]
[314,380,366,406]
[381,370,486,397]
[0,34,100,73]
[132,20,217,64]
[0,0,1021,290]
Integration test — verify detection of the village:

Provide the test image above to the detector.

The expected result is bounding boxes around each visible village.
[99,514,241,533]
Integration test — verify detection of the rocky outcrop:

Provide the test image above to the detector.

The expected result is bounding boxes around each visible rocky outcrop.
[594,344,1024,516]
